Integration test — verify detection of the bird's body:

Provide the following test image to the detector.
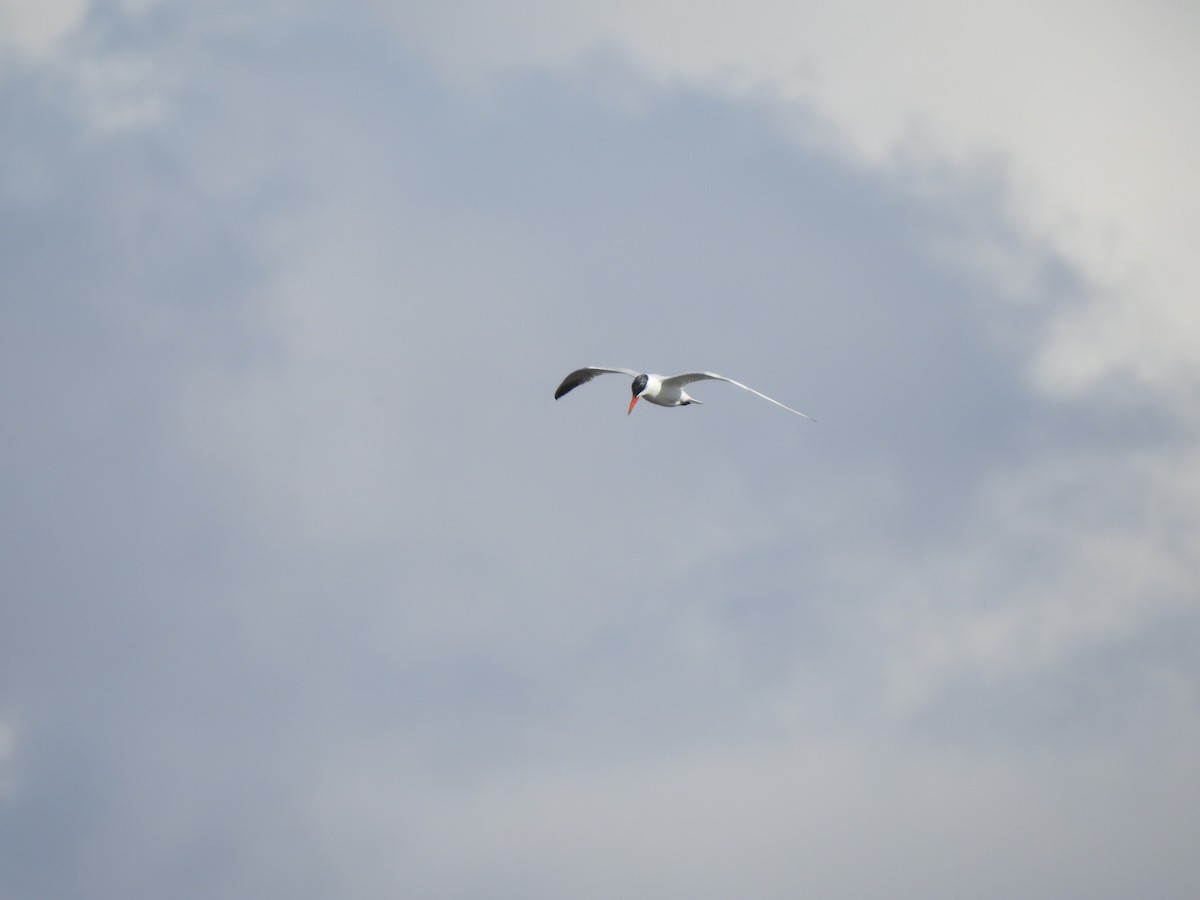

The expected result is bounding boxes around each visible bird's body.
[554,366,812,420]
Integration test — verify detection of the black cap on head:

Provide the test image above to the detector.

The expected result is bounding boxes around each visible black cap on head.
[631,374,649,396]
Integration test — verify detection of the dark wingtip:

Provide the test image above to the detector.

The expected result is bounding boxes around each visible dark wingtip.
[554,370,586,400]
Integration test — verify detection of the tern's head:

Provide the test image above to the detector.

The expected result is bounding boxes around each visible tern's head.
[628,373,649,415]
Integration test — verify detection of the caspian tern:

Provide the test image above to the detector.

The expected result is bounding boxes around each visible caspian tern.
[554,367,813,420]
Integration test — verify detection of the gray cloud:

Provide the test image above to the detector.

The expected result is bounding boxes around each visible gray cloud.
[1,4,1197,898]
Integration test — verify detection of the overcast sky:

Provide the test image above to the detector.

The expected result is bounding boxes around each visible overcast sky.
[2,1,1198,897]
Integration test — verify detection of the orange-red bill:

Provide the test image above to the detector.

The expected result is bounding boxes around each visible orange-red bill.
[627,396,639,415]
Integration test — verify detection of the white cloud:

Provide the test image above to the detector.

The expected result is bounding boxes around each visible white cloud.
[312,721,1200,899]
[869,437,1200,717]
[67,48,174,131]
[0,718,15,800]
[0,0,88,61]
[368,0,1200,398]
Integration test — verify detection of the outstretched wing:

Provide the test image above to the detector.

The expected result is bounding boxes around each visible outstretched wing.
[554,366,642,400]
[663,372,814,420]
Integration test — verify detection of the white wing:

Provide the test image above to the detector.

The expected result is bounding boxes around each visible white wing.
[554,366,642,400]
[663,372,813,420]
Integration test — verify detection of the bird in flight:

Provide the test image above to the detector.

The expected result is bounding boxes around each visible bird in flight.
[554,367,812,420]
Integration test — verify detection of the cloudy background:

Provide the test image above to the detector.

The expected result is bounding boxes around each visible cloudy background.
[2,1,1198,897]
